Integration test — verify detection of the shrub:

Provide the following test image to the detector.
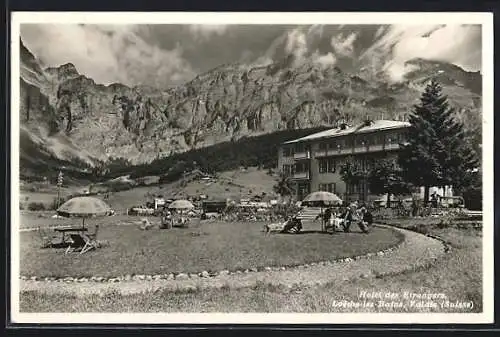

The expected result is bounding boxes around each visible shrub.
[27,202,45,211]
[272,203,301,219]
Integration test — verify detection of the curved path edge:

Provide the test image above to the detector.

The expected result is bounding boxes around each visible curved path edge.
[19,225,448,297]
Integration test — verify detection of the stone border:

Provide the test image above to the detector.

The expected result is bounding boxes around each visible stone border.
[20,225,406,283]
[375,221,456,254]
[20,225,449,299]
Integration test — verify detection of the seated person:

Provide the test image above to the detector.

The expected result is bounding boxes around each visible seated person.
[265,215,302,235]
[328,210,344,232]
[341,205,354,232]
[282,215,303,233]
[355,204,371,234]
[315,207,332,223]
[363,207,373,225]
[264,221,286,234]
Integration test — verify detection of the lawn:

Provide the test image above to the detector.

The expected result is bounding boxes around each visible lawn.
[20,220,403,278]
[19,220,483,313]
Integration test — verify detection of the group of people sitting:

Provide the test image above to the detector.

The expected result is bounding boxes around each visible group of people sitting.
[264,201,373,235]
[160,210,190,229]
[318,201,373,234]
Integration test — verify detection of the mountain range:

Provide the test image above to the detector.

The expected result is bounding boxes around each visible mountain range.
[19,38,482,178]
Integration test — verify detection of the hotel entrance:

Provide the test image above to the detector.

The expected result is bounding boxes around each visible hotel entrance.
[296,182,310,201]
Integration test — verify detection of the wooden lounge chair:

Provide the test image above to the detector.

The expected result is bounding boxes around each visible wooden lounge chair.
[80,225,100,254]
[65,234,86,254]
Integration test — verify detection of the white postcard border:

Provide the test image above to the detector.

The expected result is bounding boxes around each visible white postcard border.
[9,11,495,325]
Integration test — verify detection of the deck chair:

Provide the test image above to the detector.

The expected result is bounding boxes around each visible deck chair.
[80,225,100,254]
[38,226,57,248]
[65,234,87,254]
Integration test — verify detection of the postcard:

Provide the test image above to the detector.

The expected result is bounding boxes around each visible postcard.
[10,11,494,324]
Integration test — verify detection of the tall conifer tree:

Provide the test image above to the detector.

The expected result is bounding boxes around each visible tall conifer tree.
[399,80,479,204]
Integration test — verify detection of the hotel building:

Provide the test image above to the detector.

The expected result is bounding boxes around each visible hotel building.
[278,120,411,202]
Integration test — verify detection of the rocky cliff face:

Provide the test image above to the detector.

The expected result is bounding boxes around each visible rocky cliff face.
[19,39,482,167]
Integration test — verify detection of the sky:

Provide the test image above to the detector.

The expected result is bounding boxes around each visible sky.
[20,24,482,88]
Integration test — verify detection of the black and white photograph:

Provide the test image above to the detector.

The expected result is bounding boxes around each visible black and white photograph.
[9,12,493,324]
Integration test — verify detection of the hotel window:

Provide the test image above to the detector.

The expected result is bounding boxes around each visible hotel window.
[336,139,344,150]
[295,162,308,173]
[319,158,336,173]
[328,158,336,173]
[347,183,360,194]
[328,183,336,193]
[319,159,328,173]
[319,183,336,193]
[282,147,292,157]
[328,141,336,149]
[319,142,327,150]
[356,137,366,147]
[295,143,305,153]
[282,164,292,176]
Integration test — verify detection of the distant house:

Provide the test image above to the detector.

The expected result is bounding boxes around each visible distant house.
[202,200,228,213]
[154,197,166,209]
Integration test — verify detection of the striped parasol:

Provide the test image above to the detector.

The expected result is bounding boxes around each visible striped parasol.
[57,196,112,228]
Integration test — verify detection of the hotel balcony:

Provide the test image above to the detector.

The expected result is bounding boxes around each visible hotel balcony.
[292,171,310,180]
[293,151,311,160]
[311,140,406,158]
[317,147,353,157]
[368,144,384,152]
[353,145,368,154]
[314,149,328,158]
[384,143,401,151]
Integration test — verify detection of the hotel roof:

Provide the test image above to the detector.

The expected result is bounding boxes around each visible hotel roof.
[284,120,411,144]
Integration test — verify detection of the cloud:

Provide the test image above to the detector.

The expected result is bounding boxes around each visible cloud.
[20,24,197,87]
[307,24,324,38]
[312,51,336,68]
[285,29,308,64]
[20,24,482,87]
[361,24,482,82]
[330,32,358,57]
[282,27,338,68]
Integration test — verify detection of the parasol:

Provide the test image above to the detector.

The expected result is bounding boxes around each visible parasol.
[302,191,343,232]
[57,196,112,228]
[168,199,195,210]
[168,199,195,224]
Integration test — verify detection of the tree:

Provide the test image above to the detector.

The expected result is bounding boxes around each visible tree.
[273,172,295,200]
[368,159,411,208]
[398,80,479,204]
[461,168,482,210]
[339,160,369,202]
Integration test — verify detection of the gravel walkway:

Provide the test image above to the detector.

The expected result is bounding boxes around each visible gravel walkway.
[19,225,447,297]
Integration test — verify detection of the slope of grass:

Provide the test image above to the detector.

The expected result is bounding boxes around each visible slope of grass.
[20,221,402,278]
[20,222,482,313]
